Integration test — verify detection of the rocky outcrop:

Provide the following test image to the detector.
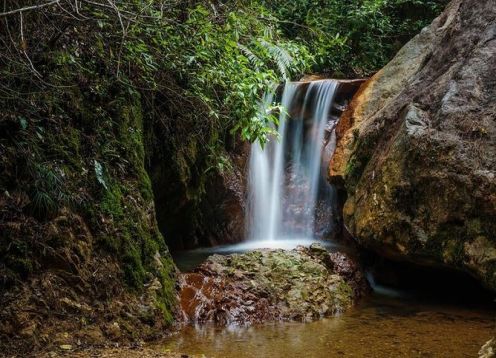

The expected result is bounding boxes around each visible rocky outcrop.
[329,0,496,289]
[179,244,368,325]
[150,137,249,251]
[199,142,250,247]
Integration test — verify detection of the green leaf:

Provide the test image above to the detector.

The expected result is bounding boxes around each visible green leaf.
[94,160,108,190]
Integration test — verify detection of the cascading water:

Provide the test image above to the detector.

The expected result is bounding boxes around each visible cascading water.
[247,80,340,242]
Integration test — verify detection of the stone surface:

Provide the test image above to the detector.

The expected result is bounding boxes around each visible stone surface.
[200,142,250,247]
[329,0,496,289]
[178,244,368,325]
[479,338,496,358]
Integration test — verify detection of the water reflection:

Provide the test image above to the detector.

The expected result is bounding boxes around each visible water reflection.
[163,293,495,358]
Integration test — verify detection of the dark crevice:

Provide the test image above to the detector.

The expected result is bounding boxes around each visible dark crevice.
[362,250,496,308]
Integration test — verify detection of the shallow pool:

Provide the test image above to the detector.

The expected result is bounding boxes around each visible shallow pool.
[167,242,495,357]
[162,293,494,358]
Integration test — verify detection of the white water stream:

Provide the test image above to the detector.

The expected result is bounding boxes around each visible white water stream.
[247,80,340,243]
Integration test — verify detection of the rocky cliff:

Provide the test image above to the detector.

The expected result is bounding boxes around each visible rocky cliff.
[330,0,496,289]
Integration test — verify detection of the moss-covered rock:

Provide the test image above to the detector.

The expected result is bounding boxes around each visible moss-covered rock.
[179,244,368,325]
[0,40,178,358]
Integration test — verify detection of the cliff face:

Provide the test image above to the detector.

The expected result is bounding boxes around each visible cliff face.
[0,4,254,352]
[0,86,178,353]
[330,0,496,289]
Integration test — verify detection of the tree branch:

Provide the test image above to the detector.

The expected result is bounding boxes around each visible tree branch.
[0,0,61,17]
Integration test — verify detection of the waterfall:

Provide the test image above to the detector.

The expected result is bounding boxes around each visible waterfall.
[247,80,340,241]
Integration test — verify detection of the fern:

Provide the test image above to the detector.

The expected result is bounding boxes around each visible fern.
[94,160,108,190]
[238,43,262,69]
[259,39,293,79]
[26,163,82,218]
[239,40,294,79]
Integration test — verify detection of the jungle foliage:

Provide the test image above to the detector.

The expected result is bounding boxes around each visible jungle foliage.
[0,0,446,319]
[1,0,447,148]
[263,0,448,76]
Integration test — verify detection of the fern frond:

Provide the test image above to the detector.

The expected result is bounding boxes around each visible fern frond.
[238,43,262,69]
[259,39,293,79]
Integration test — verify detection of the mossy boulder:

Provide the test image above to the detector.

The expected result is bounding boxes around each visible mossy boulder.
[179,244,368,325]
[0,47,177,356]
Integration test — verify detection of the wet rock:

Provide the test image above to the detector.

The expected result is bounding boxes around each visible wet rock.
[329,0,496,290]
[200,142,250,247]
[179,245,367,325]
[479,338,496,358]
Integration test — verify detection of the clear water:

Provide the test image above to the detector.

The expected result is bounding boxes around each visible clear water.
[247,80,339,241]
[163,293,495,358]
[171,242,495,357]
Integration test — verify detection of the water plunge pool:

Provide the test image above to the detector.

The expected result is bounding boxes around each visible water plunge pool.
[169,243,495,358]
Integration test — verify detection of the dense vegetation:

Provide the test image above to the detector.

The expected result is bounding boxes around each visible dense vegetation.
[1,0,447,147]
[0,0,446,349]
[263,0,447,76]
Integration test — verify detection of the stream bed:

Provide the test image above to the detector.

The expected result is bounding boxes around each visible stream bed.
[162,293,494,357]
[167,242,496,358]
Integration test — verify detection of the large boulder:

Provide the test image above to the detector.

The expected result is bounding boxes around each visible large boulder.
[329,0,496,289]
[179,244,368,325]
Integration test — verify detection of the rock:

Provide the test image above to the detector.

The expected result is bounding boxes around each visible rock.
[200,143,250,247]
[76,326,105,345]
[60,297,92,313]
[152,139,251,251]
[179,246,367,325]
[329,0,496,289]
[479,338,496,358]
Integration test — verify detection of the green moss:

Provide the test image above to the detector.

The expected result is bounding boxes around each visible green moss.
[122,239,147,288]
[100,183,125,219]
[334,280,354,308]
[137,169,154,203]
[344,130,381,192]
[442,239,465,265]
[44,126,82,169]
[466,218,482,237]
[156,257,177,324]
